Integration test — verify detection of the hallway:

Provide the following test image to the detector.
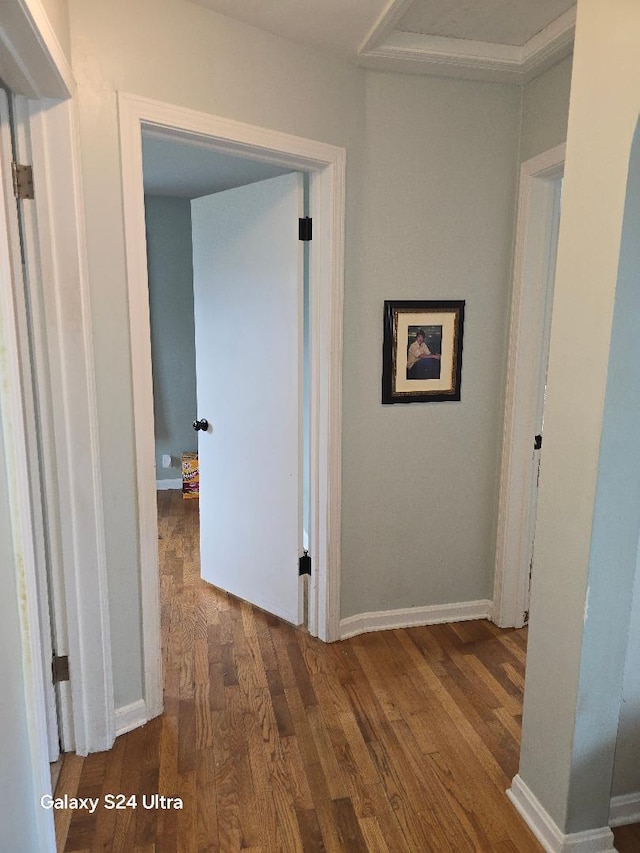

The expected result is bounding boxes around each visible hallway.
[54,491,637,851]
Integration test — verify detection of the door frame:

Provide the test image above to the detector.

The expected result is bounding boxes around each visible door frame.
[493,143,565,628]
[0,86,63,761]
[1,6,116,753]
[22,95,115,756]
[118,93,346,716]
[1,1,115,849]
[0,84,57,852]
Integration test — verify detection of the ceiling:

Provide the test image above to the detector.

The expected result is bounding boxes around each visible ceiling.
[142,133,293,198]
[145,1,577,197]
[186,0,576,83]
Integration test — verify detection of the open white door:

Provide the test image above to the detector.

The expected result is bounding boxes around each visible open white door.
[191,172,303,625]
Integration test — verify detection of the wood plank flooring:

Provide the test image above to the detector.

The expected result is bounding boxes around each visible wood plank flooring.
[55,491,636,851]
[615,824,640,852]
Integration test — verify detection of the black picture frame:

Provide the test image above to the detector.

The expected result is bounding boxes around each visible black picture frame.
[382,300,465,404]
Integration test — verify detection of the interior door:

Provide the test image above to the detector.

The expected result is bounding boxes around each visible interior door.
[191,172,303,625]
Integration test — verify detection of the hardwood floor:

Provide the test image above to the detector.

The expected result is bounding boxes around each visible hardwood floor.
[55,491,636,851]
[615,824,640,852]
[51,754,64,793]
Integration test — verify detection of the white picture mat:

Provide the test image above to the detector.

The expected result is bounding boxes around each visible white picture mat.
[394,311,457,394]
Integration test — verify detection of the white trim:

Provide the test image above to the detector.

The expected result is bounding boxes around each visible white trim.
[0,3,108,850]
[27,97,115,755]
[156,478,183,491]
[609,792,640,828]
[0,85,56,853]
[340,600,493,640]
[8,93,60,762]
[508,775,616,853]
[493,144,565,630]
[519,9,576,81]
[118,93,345,723]
[0,0,74,98]
[14,93,78,756]
[115,699,147,737]
[358,6,574,83]
[359,0,415,56]
[307,157,345,643]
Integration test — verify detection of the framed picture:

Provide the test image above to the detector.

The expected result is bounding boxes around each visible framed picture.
[382,300,465,404]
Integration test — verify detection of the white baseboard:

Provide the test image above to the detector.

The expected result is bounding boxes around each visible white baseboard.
[609,791,640,827]
[507,774,616,853]
[114,699,147,737]
[156,478,182,490]
[339,599,493,639]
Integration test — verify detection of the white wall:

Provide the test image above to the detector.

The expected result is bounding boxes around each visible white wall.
[518,0,640,833]
[0,406,42,851]
[145,195,197,483]
[520,54,573,163]
[69,0,519,701]
[38,0,71,59]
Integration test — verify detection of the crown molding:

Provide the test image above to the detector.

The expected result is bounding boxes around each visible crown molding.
[358,4,575,83]
[359,0,415,56]
[519,7,575,81]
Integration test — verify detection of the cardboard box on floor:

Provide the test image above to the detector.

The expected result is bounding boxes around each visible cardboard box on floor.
[182,452,199,499]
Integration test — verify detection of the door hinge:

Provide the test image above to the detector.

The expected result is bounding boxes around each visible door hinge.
[534,434,542,450]
[299,550,311,576]
[52,654,70,684]
[11,162,34,200]
[298,216,312,242]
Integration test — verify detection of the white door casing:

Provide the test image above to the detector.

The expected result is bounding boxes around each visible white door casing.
[118,93,345,719]
[0,87,62,761]
[0,84,57,851]
[4,10,115,756]
[493,144,565,628]
[0,5,113,849]
[192,173,304,625]
[26,96,115,755]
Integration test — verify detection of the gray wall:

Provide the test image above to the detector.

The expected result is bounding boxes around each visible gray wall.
[520,54,573,163]
[610,126,640,802]
[613,550,640,797]
[145,195,197,482]
[341,71,521,616]
[0,404,42,851]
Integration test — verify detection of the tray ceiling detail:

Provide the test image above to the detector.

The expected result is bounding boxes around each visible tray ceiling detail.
[359,0,575,82]
[187,0,575,83]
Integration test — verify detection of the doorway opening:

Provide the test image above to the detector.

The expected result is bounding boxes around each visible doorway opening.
[142,135,311,626]
[493,144,565,629]
[118,94,346,722]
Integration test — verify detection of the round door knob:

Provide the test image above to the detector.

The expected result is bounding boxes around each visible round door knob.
[192,418,209,432]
